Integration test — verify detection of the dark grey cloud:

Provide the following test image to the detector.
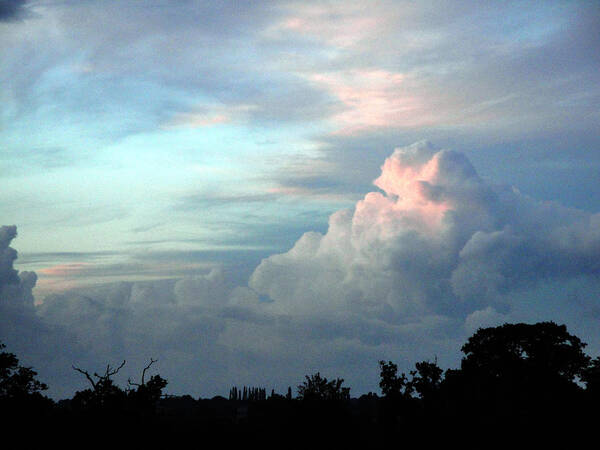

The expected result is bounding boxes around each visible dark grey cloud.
[270,170,368,199]
[35,270,264,397]
[0,225,87,399]
[174,192,282,211]
[0,0,29,22]
[0,225,38,315]
[16,251,120,267]
[0,225,20,286]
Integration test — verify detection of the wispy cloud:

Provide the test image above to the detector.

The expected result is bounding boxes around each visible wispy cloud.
[174,192,281,211]
[305,69,428,134]
[266,2,379,48]
[163,104,259,129]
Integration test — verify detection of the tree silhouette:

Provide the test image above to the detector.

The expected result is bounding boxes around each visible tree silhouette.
[127,358,168,413]
[3,320,599,437]
[71,358,168,415]
[409,359,443,401]
[0,341,54,423]
[0,341,48,399]
[445,321,592,426]
[582,356,600,396]
[71,360,128,412]
[297,372,350,400]
[461,321,590,382]
[228,385,266,401]
[378,360,412,399]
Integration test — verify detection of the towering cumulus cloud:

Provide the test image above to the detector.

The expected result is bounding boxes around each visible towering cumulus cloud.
[250,142,600,333]
[0,226,73,392]
[0,225,37,321]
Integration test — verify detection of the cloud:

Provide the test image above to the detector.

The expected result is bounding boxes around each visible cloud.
[175,192,281,211]
[250,141,600,333]
[267,2,379,49]
[35,269,268,397]
[3,141,600,398]
[163,104,259,129]
[0,225,85,398]
[267,0,600,145]
[305,69,428,134]
[0,0,30,22]
[0,225,36,311]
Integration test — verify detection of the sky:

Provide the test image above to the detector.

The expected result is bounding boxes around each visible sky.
[1,0,599,399]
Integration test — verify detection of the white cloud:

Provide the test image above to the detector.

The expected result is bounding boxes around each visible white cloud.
[250,141,600,336]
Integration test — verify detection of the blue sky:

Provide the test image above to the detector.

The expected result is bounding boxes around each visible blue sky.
[1,1,599,398]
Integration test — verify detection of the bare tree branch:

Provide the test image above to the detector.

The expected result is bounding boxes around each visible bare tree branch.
[73,360,126,391]
[72,365,97,390]
[106,360,126,378]
[141,358,157,385]
[127,358,158,388]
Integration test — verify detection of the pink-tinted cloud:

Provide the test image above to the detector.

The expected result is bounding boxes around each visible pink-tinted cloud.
[34,278,79,299]
[275,4,379,48]
[38,262,90,277]
[355,148,451,234]
[163,104,258,129]
[266,185,352,203]
[166,112,231,128]
[267,3,436,134]
[36,263,91,297]
[306,69,432,135]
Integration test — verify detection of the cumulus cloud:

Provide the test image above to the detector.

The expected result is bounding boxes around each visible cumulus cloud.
[250,141,600,335]
[0,225,36,314]
[34,268,272,397]
[0,226,83,398]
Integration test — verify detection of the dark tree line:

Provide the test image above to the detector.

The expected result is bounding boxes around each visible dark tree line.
[229,386,267,401]
[2,320,600,441]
